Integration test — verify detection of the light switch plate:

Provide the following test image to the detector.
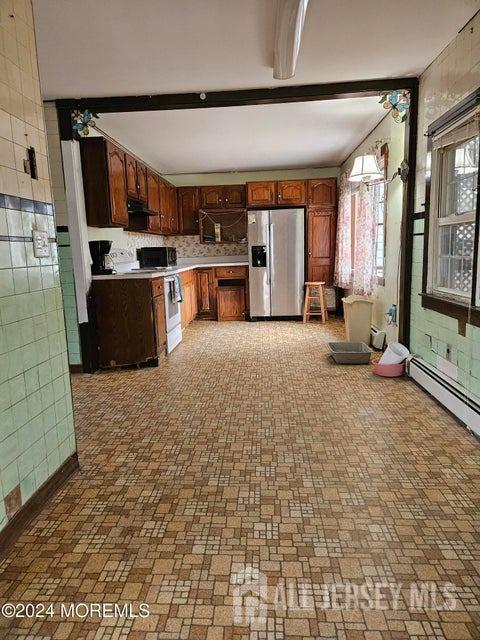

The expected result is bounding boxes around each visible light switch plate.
[32,229,50,258]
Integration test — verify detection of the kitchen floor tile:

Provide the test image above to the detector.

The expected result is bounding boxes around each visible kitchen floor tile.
[0,320,479,640]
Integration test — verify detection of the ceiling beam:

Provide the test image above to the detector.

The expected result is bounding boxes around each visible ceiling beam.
[55,77,419,116]
[273,0,310,80]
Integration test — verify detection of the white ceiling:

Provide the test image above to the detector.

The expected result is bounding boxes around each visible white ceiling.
[32,0,479,100]
[98,97,385,173]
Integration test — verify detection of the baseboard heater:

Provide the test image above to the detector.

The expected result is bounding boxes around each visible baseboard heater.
[407,357,480,438]
[370,326,386,350]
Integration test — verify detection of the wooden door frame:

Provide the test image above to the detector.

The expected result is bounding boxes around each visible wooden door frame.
[56,76,418,368]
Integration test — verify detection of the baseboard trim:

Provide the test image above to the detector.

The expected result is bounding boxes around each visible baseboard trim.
[407,357,480,438]
[69,364,83,373]
[0,452,79,557]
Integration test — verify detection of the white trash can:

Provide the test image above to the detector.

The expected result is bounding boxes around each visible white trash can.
[342,295,374,345]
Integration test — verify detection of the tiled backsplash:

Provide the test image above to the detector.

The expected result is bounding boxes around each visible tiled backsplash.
[163,235,247,257]
[0,1,76,534]
[87,225,247,257]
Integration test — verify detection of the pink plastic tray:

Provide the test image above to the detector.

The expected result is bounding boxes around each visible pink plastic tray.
[372,361,405,377]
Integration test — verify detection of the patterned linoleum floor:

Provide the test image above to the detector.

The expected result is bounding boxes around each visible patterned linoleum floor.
[0,320,480,640]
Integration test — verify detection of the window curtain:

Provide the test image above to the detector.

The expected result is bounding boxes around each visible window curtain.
[334,172,352,288]
[352,183,376,295]
[334,172,377,295]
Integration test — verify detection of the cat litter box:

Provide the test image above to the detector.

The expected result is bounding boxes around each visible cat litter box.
[328,342,373,364]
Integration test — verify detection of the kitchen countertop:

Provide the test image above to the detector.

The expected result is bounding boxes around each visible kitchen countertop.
[91,258,249,280]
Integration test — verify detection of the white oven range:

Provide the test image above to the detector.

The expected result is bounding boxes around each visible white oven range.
[164,276,182,353]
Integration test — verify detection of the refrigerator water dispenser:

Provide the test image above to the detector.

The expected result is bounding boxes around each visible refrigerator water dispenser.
[251,245,267,267]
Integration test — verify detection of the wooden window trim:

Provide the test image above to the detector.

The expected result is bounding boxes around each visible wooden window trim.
[374,143,389,286]
[421,87,480,325]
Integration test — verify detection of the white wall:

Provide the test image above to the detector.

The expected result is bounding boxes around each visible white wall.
[342,115,405,342]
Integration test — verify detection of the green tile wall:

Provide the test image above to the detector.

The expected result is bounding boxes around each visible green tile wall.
[409,232,479,397]
[0,204,76,532]
[57,231,82,366]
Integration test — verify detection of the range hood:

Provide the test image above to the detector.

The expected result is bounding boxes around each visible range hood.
[127,199,157,217]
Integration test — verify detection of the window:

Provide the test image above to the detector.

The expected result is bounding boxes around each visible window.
[371,144,388,285]
[427,108,479,302]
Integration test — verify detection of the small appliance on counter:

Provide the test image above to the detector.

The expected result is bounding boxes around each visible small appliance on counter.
[89,240,114,275]
[136,246,177,269]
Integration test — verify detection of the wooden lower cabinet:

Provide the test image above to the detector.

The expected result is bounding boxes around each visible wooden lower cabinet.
[180,270,197,328]
[92,277,166,368]
[217,285,245,321]
[196,268,216,319]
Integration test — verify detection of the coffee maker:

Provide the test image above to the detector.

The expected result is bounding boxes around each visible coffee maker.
[89,240,114,275]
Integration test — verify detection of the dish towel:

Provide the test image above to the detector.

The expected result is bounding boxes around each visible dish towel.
[169,275,183,303]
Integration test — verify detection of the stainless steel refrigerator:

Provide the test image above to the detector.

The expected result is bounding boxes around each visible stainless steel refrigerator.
[248,209,305,318]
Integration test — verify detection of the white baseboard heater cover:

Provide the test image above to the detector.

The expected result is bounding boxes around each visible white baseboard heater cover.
[407,357,480,438]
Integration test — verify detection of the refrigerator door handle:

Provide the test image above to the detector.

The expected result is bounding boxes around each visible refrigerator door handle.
[269,221,274,289]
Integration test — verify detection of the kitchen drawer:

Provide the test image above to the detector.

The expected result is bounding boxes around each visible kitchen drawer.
[214,266,247,279]
[151,277,165,298]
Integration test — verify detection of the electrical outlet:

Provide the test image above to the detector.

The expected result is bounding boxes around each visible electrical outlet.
[32,229,49,258]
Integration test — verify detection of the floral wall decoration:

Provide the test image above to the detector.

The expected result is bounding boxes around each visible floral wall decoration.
[72,109,99,137]
[380,90,410,123]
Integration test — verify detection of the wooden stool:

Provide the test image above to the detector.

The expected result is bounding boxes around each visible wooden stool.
[303,282,328,323]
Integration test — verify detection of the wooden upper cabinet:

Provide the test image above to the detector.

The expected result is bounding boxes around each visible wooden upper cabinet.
[137,162,148,204]
[125,155,148,204]
[169,183,179,234]
[201,185,224,209]
[158,178,169,233]
[307,207,337,286]
[178,186,200,235]
[105,142,128,227]
[201,184,246,210]
[125,154,138,199]
[158,181,178,235]
[146,170,161,233]
[146,170,160,213]
[277,180,306,205]
[308,178,336,207]
[247,181,277,207]
[223,185,245,208]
